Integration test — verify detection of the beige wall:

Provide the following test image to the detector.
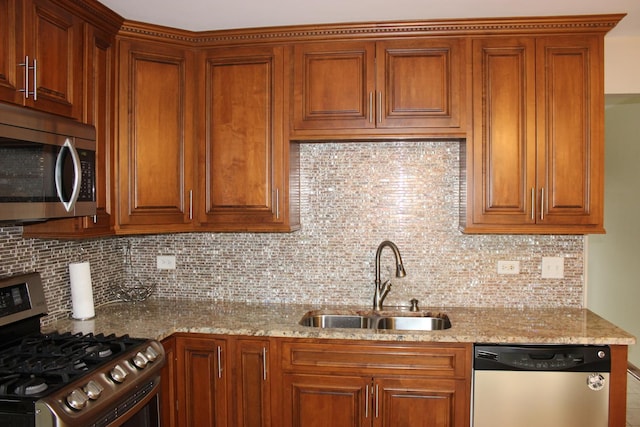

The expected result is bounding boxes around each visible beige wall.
[605,36,640,94]
[588,96,640,365]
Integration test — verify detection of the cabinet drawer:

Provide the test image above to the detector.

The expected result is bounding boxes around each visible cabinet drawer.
[280,340,470,378]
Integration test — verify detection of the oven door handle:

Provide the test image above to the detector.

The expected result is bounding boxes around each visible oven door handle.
[55,138,82,213]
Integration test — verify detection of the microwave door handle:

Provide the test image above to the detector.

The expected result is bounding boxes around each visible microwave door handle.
[55,139,82,212]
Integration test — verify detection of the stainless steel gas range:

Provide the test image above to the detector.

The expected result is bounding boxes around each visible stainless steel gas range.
[0,272,165,427]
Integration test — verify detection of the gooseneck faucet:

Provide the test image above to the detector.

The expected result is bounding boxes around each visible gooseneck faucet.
[373,240,406,310]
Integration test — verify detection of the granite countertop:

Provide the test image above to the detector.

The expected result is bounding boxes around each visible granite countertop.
[48,298,636,345]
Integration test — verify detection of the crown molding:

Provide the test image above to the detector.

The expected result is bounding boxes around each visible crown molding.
[117,14,626,46]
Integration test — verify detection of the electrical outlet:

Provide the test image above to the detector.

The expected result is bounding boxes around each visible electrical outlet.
[541,256,564,279]
[157,255,176,270]
[497,260,520,275]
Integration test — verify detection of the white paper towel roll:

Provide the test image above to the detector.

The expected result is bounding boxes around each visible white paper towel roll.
[69,262,95,320]
[72,318,95,335]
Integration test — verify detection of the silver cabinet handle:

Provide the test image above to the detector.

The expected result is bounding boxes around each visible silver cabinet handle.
[377,92,382,124]
[18,57,37,100]
[369,92,373,123]
[19,56,29,99]
[540,187,545,221]
[32,58,37,101]
[19,56,32,99]
[189,190,193,220]
[275,188,280,219]
[365,385,370,418]
[217,346,222,379]
[531,188,535,221]
[262,347,267,381]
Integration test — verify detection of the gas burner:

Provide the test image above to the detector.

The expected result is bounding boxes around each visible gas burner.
[0,374,21,395]
[14,376,48,396]
[85,344,113,359]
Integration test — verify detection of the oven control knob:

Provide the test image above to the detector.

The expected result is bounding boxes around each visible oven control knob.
[84,380,104,400]
[132,351,149,369]
[145,345,159,362]
[110,364,128,383]
[66,388,89,410]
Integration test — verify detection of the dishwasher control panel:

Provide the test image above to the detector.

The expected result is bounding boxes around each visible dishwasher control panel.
[474,345,610,372]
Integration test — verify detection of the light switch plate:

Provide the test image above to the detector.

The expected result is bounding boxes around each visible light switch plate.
[541,256,564,279]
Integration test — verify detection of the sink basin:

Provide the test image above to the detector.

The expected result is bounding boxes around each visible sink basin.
[374,315,451,331]
[298,311,451,331]
[299,314,373,329]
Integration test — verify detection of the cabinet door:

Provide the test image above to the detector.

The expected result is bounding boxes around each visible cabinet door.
[375,378,466,427]
[282,373,369,427]
[233,338,271,427]
[116,39,195,232]
[176,336,228,427]
[469,37,537,227]
[0,0,82,118]
[292,41,376,131]
[160,337,177,427]
[536,35,603,227]
[24,0,83,119]
[0,0,22,104]
[376,38,464,129]
[198,45,287,230]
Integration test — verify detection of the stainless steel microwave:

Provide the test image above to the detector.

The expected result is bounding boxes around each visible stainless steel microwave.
[0,103,96,223]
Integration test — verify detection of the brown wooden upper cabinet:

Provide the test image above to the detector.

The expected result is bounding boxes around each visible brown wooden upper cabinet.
[462,35,605,234]
[197,45,300,232]
[0,0,83,119]
[115,38,197,234]
[114,35,300,235]
[291,38,465,139]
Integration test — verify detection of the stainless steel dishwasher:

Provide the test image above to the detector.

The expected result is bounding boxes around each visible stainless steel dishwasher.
[472,344,611,427]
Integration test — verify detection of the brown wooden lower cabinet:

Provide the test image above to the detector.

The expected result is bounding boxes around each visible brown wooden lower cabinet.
[162,335,470,427]
[162,334,270,427]
[279,340,471,427]
[175,334,229,427]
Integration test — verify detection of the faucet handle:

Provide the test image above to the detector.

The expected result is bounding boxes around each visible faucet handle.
[409,298,419,312]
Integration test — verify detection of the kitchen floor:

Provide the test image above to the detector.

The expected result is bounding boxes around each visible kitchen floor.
[628,372,640,426]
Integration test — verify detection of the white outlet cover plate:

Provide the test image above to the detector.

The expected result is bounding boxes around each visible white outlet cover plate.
[157,255,176,270]
[497,260,520,275]
[541,256,564,279]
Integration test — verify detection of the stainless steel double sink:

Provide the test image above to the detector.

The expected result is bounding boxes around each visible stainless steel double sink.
[299,309,451,331]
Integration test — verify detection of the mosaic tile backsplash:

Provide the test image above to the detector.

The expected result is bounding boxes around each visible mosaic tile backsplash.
[0,141,585,324]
